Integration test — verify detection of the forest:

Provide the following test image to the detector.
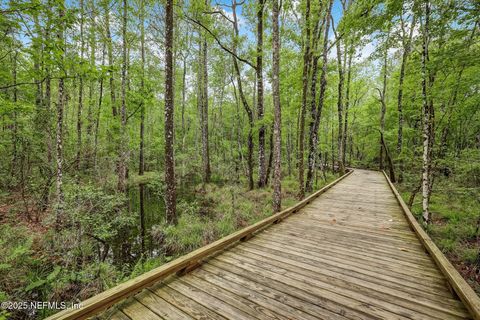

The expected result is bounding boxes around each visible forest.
[0,0,479,319]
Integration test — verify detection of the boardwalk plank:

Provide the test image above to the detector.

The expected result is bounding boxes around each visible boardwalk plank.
[103,169,475,320]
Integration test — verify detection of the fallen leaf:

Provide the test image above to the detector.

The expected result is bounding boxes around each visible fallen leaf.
[398,247,409,252]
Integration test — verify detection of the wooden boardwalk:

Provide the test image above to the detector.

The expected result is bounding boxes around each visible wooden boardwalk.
[48,169,480,320]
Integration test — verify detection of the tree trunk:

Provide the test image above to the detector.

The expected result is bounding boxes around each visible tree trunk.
[164,0,177,224]
[104,0,116,117]
[421,0,433,224]
[231,0,254,190]
[334,19,345,175]
[138,0,147,255]
[200,19,211,184]
[305,0,333,191]
[379,131,396,182]
[265,127,274,185]
[86,0,96,168]
[117,0,129,193]
[76,0,85,173]
[93,43,105,170]
[379,32,389,171]
[342,45,353,167]
[257,0,266,188]
[297,0,311,199]
[397,14,415,169]
[272,0,282,212]
[55,1,66,230]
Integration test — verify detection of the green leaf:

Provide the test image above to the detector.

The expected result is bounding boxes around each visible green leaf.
[25,279,46,292]
[47,266,61,282]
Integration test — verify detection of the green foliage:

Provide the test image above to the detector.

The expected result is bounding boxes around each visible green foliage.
[64,183,135,243]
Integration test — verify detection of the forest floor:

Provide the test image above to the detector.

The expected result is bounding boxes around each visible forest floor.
[398,173,480,296]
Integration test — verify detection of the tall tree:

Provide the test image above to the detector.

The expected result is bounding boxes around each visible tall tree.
[231,0,255,190]
[76,0,85,173]
[297,0,311,199]
[421,0,434,224]
[199,2,211,184]
[272,0,281,212]
[55,0,66,229]
[306,0,333,192]
[333,17,345,174]
[117,0,129,193]
[164,0,177,224]
[342,44,353,167]
[397,10,416,181]
[103,0,116,117]
[377,31,389,170]
[139,0,147,255]
[257,0,266,188]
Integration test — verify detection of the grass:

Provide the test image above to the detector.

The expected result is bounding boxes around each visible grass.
[397,173,480,295]
[132,172,336,275]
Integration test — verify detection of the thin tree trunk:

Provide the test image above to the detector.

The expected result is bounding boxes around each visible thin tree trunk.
[76,0,85,173]
[305,0,333,191]
[379,31,389,170]
[55,1,66,230]
[297,0,311,199]
[181,55,187,133]
[397,14,416,180]
[333,18,345,174]
[104,0,116,117]
[200,15,211,183]
[139,0,147,255]
[421,0,432,224]
[272,0,281,212]
[93,43,105,170]
[164,0,176,224]
[342,45,353,167]
[231,0,254,190]
[257,0,266,188]
[86,0,96,168]
[265,127,274,185]
[117,0,129,193]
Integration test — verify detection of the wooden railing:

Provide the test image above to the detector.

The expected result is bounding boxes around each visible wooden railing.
[46,170,353,320]
[383,171,480,320]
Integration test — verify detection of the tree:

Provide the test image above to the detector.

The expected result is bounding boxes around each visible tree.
[333,16,346,174]
[231,0,255,190]
[76,0,85,173]
[139,0,147,255]
[198,2,211,184]
[272,0,281,212]
[421,0,434,224]
[55,0,66,230]
[377,30,389,171]
[297,0,311,199]
[164,0,176,224]
[117,0,129,193]
[305,0,333,192]
[397,8,416,182]
[257,0,266,188]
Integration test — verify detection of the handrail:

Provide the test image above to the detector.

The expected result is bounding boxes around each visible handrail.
[382,171,480,320]
[46,170,353,320]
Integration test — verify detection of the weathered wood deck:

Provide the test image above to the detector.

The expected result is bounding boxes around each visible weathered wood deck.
[48,169,480,320]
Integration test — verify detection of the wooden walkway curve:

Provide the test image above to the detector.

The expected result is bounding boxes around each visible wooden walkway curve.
[48,169,480,320]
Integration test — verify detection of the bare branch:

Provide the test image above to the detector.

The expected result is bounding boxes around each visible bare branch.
[182,10,256,70]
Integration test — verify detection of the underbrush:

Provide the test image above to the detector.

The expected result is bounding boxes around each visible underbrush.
[397,169,480,295]
[0,172,335,319]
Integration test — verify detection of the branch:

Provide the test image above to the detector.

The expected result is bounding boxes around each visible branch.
[203,10,234,24]
[0,4,41,14]
[0,76,76,90]
[126,102,143,122]
[0,77,47,90]
[182,10,256,70]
